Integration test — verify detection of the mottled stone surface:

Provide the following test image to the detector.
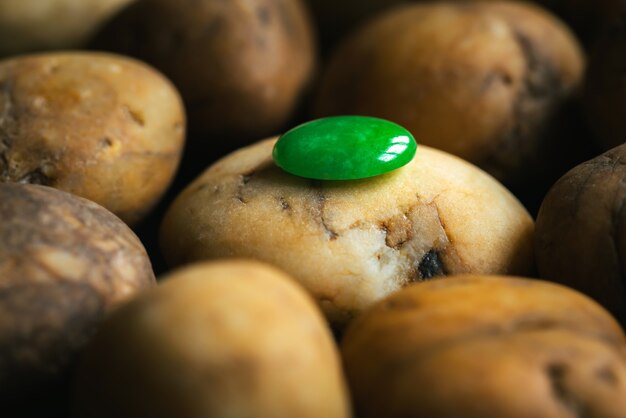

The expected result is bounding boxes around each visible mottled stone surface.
[0,183,155,398]
[161,138,534,327]
[0,52,185,225]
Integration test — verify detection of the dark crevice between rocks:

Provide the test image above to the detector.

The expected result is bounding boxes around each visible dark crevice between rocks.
[0,80,16,180]
[546,363,591,418]
[611,179,626,311]
[17,168,53,186]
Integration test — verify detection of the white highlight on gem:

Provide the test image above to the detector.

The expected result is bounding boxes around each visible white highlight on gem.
[378,135,410,162]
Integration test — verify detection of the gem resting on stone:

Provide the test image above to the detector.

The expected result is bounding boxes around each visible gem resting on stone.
[272,116,417,180]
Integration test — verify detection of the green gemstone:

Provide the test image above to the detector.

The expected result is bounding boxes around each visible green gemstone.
[273,116,417,180]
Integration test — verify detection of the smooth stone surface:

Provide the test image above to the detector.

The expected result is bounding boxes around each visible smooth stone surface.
[273,116,417,180]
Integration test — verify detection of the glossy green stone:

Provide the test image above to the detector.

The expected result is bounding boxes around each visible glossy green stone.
[273,116,417,180]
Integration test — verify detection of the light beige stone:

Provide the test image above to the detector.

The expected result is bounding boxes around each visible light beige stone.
[160,138,535,326]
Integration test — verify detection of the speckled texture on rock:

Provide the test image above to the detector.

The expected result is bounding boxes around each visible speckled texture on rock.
[160,138,534,326]
[0,52,185,225]
[0,183,155,398]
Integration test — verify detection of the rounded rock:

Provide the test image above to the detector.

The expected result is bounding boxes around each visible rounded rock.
[342,275,626,418]
[0,51,186,225]
[160,138,534,327]
[0,183,155,398]
[313,2,585,198]
[71,260,352,418]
